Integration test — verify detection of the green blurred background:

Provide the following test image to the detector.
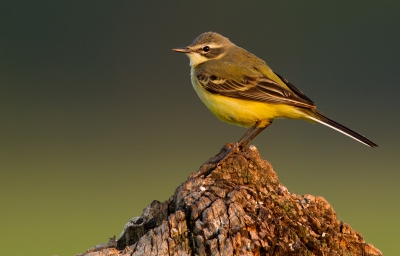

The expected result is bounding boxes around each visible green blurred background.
[1,1,399,255]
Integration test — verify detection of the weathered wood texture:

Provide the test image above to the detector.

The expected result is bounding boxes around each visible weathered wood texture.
[80,144,381,256]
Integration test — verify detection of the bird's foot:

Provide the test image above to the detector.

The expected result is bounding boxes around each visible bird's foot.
[215,143,240,166]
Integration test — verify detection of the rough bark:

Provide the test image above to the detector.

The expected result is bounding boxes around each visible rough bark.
[79,144,382,256]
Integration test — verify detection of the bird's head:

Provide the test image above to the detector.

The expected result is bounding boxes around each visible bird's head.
[173,32,234,67]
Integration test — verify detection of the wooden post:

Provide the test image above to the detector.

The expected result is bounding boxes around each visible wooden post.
[79,144,382,256]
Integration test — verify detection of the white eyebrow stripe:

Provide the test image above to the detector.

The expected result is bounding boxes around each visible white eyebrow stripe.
[200,43,223,49]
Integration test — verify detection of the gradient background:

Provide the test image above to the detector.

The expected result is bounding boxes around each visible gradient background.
[1,1,399,255]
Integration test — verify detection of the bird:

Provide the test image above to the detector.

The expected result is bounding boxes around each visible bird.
[173,32,377,148]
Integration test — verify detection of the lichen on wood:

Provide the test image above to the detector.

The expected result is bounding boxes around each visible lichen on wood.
[79,144,382,256]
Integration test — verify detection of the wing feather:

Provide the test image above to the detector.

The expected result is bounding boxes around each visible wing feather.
[196,69,315,109]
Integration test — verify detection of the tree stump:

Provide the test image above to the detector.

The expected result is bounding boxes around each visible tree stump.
[79,144,382,256]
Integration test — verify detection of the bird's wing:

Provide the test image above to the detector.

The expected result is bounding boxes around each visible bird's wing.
[195,68,316,109]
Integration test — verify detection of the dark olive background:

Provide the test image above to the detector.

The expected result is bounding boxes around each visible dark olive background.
[1,1,399,255]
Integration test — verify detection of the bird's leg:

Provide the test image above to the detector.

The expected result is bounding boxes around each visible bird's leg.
[237,121,260,145]
[216,120,270,166]
[239,121,272,148]
[215,123,259,165]
[240,126,266,147]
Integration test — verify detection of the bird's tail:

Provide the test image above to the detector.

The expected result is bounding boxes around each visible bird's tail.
[305,110,378,147]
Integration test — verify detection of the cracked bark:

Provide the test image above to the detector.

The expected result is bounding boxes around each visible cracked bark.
[79,144,382,256]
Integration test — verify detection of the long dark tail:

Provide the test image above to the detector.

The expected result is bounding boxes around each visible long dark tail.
[306,110,378,147]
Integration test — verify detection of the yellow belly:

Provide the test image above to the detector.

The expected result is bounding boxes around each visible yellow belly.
[191,76,308,128]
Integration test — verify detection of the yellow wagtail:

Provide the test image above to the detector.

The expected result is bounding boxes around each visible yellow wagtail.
[173,32,377,148]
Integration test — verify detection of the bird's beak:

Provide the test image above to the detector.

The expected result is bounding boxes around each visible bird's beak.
[172,46,191,53]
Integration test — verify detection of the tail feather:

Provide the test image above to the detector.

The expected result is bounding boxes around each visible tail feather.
[306,110,378,147]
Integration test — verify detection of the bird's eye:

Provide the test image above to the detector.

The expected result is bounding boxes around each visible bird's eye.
[202,46,210,52]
